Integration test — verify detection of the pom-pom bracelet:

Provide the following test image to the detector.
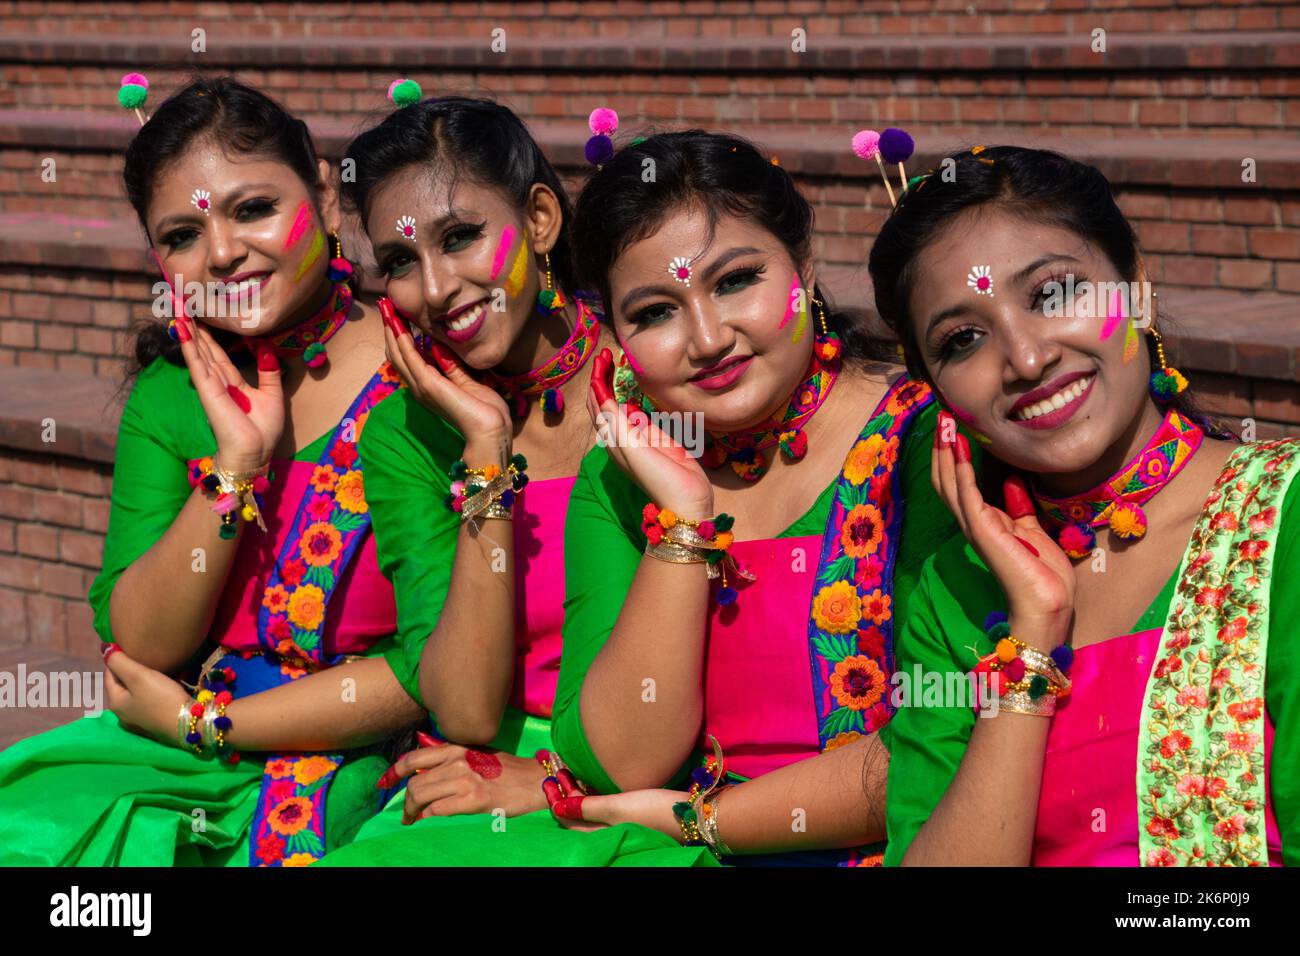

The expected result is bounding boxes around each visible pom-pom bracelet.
[672,735,728,858]
[971,614,1072,718]
[190,457,271,539]
[445,454,529,522]
[641,504,756,606]
[176,666,240,764]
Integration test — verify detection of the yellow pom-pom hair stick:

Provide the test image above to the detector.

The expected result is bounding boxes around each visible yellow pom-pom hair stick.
[118,72,150,127]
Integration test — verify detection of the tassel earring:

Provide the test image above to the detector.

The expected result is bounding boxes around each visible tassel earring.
[810,293,842,363]
[537,251,565,315]
[1147,325,1188,402]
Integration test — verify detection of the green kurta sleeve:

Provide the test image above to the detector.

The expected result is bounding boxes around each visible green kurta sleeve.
[354,389,464,703]
[553,391,966,793]
[1264,475,1300,866]
[87,358,216,644]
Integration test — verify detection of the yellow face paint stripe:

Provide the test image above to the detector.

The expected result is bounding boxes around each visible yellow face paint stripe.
[504,241,529,298]
[293,228,325,282]
[790,299,808,343]
[1122,317,1139,363]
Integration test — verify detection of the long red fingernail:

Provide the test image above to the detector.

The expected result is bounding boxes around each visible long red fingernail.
[552,796,585,820]
[557,768,581,796]
[937,410,954,447]
[425,340,459,375]
[542,777,563,806]
[174,317,192,343]
[416,731,442,748]
[1014,535,1040,557]
[590,349,614,406]
[1003,475,1035,519]
[954,433,971,464]
[101,642,120,659]
[227,385,251,414]
[256,344,279,372]
[375,767,399,790]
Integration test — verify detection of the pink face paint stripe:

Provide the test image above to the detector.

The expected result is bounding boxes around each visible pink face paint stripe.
[616,333,646,375]
[490,225,516,282]
[777,273,800,329]
[283,200,312,250]
[1098,289,1123,341]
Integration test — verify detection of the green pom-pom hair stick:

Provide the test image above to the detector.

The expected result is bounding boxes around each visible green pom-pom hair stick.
[387,78,423,108]
[118,72,150,125]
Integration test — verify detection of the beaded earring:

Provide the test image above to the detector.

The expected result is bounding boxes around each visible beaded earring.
[537,251,565,314]
[810,293,842,363]
[1148,325,1188,401]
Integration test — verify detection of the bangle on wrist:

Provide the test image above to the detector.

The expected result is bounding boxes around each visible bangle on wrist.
[446,454,529,522]
[672,735,727,858]
[187,456,272,539]
[177,665,241,764]
[641,504,755,606]
[971,612,1074,718]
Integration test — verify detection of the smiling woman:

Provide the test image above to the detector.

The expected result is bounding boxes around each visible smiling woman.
[0,76,426,867]
[868,146,1300,867]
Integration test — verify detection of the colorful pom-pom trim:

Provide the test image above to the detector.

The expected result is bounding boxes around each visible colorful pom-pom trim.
[1057,523,1096,559]
[585,107,618,166]
[326,257,353,283]
[541,387,564,414]
[1149,367,1189,401]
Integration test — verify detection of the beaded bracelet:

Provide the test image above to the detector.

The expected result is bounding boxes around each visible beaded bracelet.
[445,454,529,521]
[698,785,733,858]
[640,505,756,606]
[190,457,271,539]
[972,612,1074,718]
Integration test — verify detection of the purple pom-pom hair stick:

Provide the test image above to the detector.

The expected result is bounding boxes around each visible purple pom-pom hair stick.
[878,128,915,202]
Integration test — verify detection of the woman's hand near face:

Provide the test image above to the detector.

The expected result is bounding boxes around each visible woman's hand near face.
[932,411,1074,649]
[379,298,513,460]
[176,316,285,473]
[587,348,715,519]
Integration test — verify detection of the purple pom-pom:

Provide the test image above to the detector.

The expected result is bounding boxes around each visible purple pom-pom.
[585,134,614,166]
[186,731,202,745]
[214,715,232,731]
[878,128,914,164]
[690,767,715,788]
[500,489,515,510]
[1050,644,1075,673]
[982,610,1008,632]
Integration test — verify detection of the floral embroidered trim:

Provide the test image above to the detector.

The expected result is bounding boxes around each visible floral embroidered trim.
[807,375,933,747]
[1138,437,1300,866]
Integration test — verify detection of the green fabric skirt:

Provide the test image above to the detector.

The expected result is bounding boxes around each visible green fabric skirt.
[315,709,717,867]
[0,711,386,866]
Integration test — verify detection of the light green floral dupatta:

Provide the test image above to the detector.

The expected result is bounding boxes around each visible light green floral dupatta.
[1139,438,1300,866]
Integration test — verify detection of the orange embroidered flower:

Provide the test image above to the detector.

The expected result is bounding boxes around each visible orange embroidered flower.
[829,656,886,711]
[840,503,884,559]
[843,435,884,486]
[266,758,294,779]
[300,522,343,567]
[379,361,401,384]
[885,381,926,417]
[310,465,338,493]
[262,585,291,614]
[293,755,339,786]
[823,731,863,752]
[861,589,892,626]
[878,436,899,470]
[282,853,317,867]
[354,409,371,439]
[812,581,861,634]
[1217,616,1248,643]
[287,584,326,631]
[334,470,368,514]
[267,797,313,836]
[280,661,307,680]
[1228,698,1263,723]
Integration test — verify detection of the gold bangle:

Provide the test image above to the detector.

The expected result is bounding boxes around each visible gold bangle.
[996,687,1057,718]
[645,537,708,564]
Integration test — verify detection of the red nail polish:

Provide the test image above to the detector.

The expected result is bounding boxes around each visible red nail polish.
[174,316,192,343]
[1014,535,1040,557]
[556,768,581,796]
[541,777,563,805]
[590,349,614,406]
[416,731,442,748]
[1003,475,1035,519]
[552,796,585,821]
[375,767,398,790]
[101,642,120,659]
[226,385,252,414]
[937,410,955,447]
[426,340,459,375]
[954,433,971,464]
[256,344,279,372]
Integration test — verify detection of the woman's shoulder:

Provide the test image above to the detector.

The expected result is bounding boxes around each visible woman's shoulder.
[120,355,210,448]
[358,387,463,469]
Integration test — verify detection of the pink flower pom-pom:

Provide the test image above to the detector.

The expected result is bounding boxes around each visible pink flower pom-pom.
[251,475,270,493]
[1003,657,1026,683]
[387,79,404,101]
[305,351,328,369]
[697,520,716,540]
[121,72,149,89]
[450,481,466,497]
[451,497,464,513]
[851,129,881,160]
[212,493,238,515]
[588,107,619,136]
[1058,523,1095,559]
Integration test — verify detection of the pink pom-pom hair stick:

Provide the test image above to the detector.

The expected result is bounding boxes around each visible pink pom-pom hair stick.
[852,129,895,208]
